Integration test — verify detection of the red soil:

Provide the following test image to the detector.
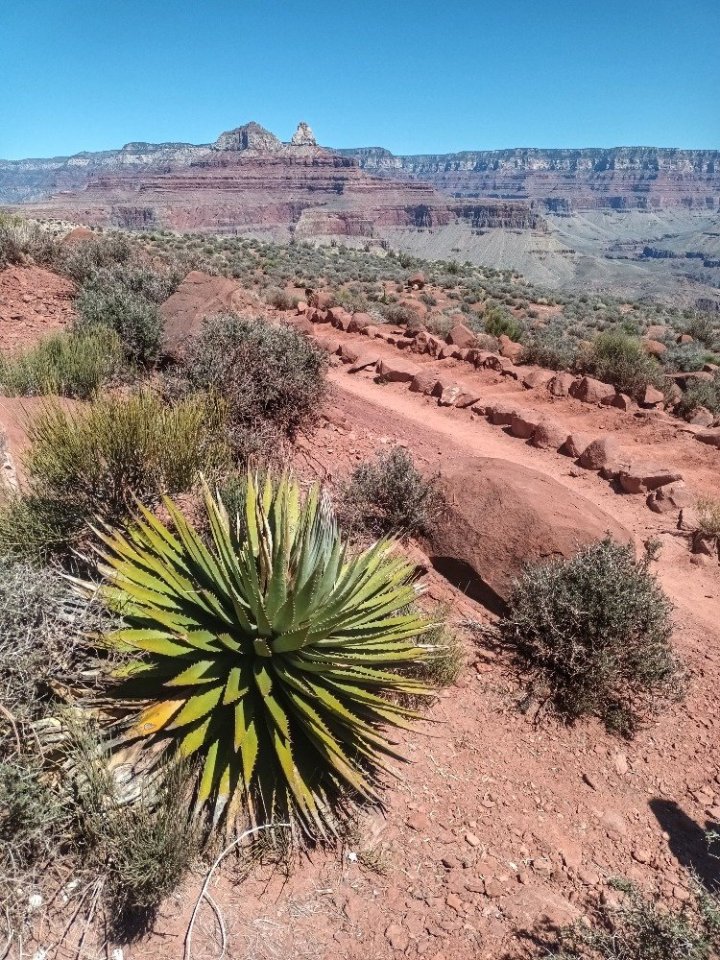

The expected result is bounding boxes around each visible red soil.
[0,264,75,352]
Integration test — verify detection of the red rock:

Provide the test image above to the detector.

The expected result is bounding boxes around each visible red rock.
[408,271,426,290]
[310,291,333,311]
[348,311,373,333]
[328,306,353,330]
[570,376,616,404]
[487,404,521,426]
[642,384,665,408]
[678,333,694,345]
[159,270,247,359]
[339,343,361,364]
[409,370,442,395]
[509,411,542,440]
[643,339,667,357]
[385,923,409,952]
[646,481,693,513]
[579,437,621,470]
[522,369,555,390]
[313,334,341,355]
[560,433,593,458]
[547,372,578,397]
[604,391,634,411]
[530,419,570,450]
[696,429,720,448]
[296,300,308,314]
[376,356,421,383]
[61,225,95,244]
[689,407,714,427]
[348,353,380,373]
[427,458,631,612]
[618,463,683,494]
[498,334,524,363]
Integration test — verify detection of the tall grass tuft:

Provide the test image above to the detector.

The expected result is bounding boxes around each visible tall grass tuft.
[0,391,231,560]
[0,327,124,399]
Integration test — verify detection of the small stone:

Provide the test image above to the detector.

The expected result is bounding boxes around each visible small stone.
[465,832,481,848]
[446,893,464,913]
[385,923,410,952]
[484,877,507,898]
[632,847,651,864]
[578,868,600,886]
[673,886,691,902]
[613,752,629,775]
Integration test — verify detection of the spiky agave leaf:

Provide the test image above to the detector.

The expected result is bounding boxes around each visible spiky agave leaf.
[79,474,434,837]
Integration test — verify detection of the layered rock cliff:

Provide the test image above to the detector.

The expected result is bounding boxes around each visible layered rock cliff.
[337,146,720,212]
[11,122,541,237]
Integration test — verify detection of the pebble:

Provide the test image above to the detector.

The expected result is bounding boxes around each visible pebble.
[632,847,651,864]
[465,832,481,848]
[385,923,410,952]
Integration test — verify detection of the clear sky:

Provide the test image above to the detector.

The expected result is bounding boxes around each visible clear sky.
[2,0,719,160]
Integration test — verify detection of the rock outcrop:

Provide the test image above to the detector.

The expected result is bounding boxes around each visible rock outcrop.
[426,458,632,613]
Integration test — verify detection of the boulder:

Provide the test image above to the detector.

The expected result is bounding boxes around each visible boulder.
[437,384,463,408]
[348,353,380,373]
[696,429,720,448]
[617,463,683,494]
[348,312,373,333]
[678,333,694,345]
[409,370,442,395]
[408,271,426,290]
[61,226,95,245]
[522,369,555,390]
[578,436,621,470]
[560,433,593,458]
[328,307,353,331]
[509,411,542,440]
[426,458,632,613]
[641,385,665,408]
[160,271,247,359]
[530,419,570,450]
[643,339,667,358]
[570,376,616,405]
[689,407,715,427]
[487,404,522,426]
[339,343,361,364]
[547,372,578,398]
[498,334,524,363]
[310,291,334,311]
[605,392,634,411]
[376,357,421,383]
[646,481,693,514]
[313,334,341,355]
[361,324,381,339]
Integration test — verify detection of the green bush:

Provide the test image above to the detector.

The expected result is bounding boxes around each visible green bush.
[0,327,124,398]
[502,539,682,735]
[171,314,327,462]
[552,880,720,960]
[0,392,230,559]
[483,306,524,342]
[339,446,444,540]
[0,215,59,268]
[522,328,580,371]
[81,475,435,837]
[265,285,298,310]
[585,330,664,399]
[57,232,133,284]
[75,274,163,365]
[675,374,720,418]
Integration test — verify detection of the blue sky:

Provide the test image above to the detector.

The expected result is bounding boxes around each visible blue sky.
[2,0,718,160]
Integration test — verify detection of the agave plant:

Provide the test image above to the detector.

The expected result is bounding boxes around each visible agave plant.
[81,475,433,836]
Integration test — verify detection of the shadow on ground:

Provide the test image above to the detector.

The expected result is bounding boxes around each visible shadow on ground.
[650,797,720,890]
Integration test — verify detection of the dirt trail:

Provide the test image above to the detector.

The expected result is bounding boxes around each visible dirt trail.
[325,362,719,649]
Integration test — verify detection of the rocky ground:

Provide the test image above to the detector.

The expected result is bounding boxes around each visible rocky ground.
[1,263,719,960]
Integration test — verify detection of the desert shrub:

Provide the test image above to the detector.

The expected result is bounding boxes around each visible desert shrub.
[0,391,230,559]
[339,446,444,540]
[171,314,326,461]
[75,274,163,365]
[585,330,664,399]
[264,285,298,310]
[522,328,580,371]
[697,498,720,538]
[79,475,435,837]
[0,327,125,398]
[663,343,717,373]
[502,539,682,735]
[414,621,464,688]
[483,306,524,342]
[58,233,133,284]
[0,215,60,268]
[684,314,720,351]
[675,374,720,418]
[552,879,720,960]
[381,303,420,326]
